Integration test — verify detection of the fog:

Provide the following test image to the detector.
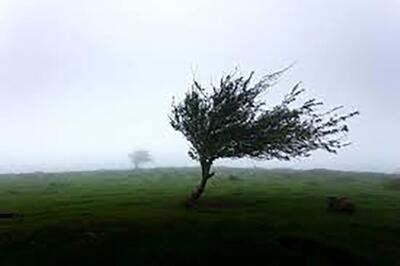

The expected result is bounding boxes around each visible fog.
[0,0,399,173]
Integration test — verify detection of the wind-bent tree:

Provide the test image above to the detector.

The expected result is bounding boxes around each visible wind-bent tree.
[128,150,152,169]
[169,67,359,205]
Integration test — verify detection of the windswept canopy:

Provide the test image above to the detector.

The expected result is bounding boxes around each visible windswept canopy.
[170,68,359,163]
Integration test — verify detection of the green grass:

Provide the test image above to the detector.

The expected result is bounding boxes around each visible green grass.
[0,167,399,265]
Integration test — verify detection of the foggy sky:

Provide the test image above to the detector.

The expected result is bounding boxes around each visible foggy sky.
[0,0,399,173]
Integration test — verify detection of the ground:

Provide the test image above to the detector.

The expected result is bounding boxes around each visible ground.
[0,167,399,265]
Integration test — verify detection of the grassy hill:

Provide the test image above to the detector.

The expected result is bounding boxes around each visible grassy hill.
[0,167,399,265]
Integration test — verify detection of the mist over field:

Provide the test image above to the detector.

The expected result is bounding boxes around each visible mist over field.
[2,2,400,265]
[0,0,399,173]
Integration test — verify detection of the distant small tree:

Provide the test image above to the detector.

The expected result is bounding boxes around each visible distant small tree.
[128,150,152,169]
[170,67,359,205]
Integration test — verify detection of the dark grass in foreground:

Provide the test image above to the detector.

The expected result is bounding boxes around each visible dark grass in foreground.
[0,168,399,265]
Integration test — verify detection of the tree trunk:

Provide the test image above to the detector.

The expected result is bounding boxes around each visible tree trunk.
[187,160,215,207]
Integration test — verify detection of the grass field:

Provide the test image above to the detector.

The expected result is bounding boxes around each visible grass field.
[0,167,399,265]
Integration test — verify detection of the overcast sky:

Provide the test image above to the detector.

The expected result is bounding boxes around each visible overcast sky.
[0,0,399,173]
